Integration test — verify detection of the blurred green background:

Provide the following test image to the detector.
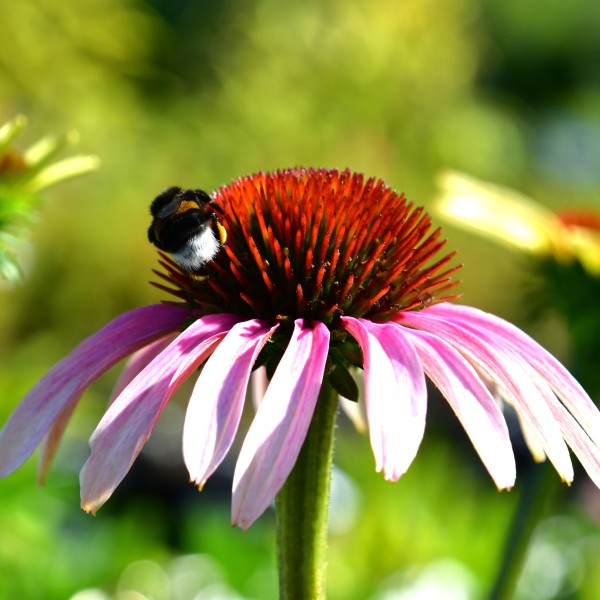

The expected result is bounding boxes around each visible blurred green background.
[1,0,600,598]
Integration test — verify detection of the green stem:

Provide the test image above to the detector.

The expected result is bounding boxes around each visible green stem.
[489,461,561,600]
[276,380,338,600]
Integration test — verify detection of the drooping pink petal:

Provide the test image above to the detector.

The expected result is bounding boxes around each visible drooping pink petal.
[232,320,330,529]
[36,403,78,485]
[80,313,241,514]
[515,410,547,463]
[544,391,600,488]
[426,303,600,447]
[0,304,191,479]
[397,325,516,489]
[397,309,575,483]
[109,334,178,404]
[341,317,427,482]
[514,355,600,487]
[340,394,367,433]
[251,366,269,410]
[183,319,278,487]
[37,333,178,485]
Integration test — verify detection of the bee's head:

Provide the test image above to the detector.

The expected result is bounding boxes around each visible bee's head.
[148,187,215,251]
[148,187,226,273]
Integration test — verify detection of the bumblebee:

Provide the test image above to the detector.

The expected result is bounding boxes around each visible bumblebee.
[148,186,227,272]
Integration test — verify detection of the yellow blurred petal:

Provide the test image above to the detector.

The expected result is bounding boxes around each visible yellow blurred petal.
[568,226,600,276]
[434,171,562,256]
[25,154,100,192]
[23,130,80,167]
[0,115,27,151]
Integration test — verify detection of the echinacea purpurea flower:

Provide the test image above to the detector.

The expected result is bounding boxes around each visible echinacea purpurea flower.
[1,167,600,534]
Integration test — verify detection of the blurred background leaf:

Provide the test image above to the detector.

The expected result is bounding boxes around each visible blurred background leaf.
[0,0,599,598]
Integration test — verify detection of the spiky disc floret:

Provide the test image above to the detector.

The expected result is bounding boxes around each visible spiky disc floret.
[153,168,460,327]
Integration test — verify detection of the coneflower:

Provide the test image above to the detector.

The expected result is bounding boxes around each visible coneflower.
[1,168,599,599]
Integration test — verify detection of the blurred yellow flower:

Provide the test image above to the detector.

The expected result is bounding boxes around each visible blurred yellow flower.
[0,115,99,282]
[434,171,600,276]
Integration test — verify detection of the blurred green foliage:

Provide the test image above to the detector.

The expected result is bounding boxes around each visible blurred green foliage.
[0,0,599,598]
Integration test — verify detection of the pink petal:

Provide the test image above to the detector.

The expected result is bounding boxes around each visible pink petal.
[251,367,269,410]
[515,411,547,463]
[340,394,367,433]
[545,391,600,488]
[109,334,178,404]
[80,313,241,514]
[232,320,330,529]
[0,304,190,479]
[36,402,76,485]
[37,333,177,485]
[183,319,278,487]
[398,326,516,489]
[427,303,600,448]
[341,317,427,481]
[516,356,600,488]
[397,309,575,483]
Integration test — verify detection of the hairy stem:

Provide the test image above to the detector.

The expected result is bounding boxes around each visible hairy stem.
[276,381,338,600]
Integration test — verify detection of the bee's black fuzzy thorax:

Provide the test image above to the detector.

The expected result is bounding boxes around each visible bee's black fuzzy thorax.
[148,187,226,272]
